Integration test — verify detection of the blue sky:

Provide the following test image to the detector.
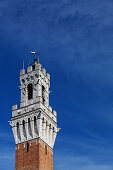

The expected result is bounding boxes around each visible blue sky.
[0,0,113,169]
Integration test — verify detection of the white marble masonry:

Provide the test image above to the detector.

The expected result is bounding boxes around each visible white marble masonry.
[9,60,59,149]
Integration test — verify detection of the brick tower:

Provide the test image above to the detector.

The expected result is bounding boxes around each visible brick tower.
[9,57,59,170]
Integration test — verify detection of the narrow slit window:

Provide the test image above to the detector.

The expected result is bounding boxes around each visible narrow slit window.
[34,116,37,134]
[28,84,33,100]
[22,120,26,139]
[17,122,19,139]
[42,85,45,104]
[45,145,47,155]
[27,142,29,152]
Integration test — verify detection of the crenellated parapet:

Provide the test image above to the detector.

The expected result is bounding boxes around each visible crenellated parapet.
[12,102,57,122]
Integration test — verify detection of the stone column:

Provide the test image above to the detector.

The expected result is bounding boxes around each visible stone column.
[49,127,53,146]
[38,117,42,138]
[52,130,57,147]
[30,119,33,139]
[46,123,50,144]
[42,121,46,140]
[35,117,39,137]
[37,83,42,98]
[12,125,18,144]
[32,118,35,138]
[19,123,23,142]
[24,121,27,140]
[26,120,30,140]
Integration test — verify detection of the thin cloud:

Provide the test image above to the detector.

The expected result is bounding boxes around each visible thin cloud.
[54,155,113,170]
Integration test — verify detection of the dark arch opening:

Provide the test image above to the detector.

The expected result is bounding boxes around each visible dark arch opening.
[17,122,20,140]
[28,118,32,137]
[42,85,45,104]
[28,118,30,127]
[34,116,36,129]
[22,120,25,126]
[27,84,33,100]
[22,120,26,139]
[34,116,38,135]
[34,116,36,122]
[42,117,44,123]
[17,122,19,127]
[27,142,29,152]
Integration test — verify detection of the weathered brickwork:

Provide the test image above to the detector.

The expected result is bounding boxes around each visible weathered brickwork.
[15,138,53,170]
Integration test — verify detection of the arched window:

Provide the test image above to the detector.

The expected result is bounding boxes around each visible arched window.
[42,85,45,104]
[27,84,33,100]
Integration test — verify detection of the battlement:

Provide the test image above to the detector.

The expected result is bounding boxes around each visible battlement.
[20,63,50,81]
[12,102,57,123]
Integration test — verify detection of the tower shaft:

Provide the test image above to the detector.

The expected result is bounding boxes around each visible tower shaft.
[15,138,53,170]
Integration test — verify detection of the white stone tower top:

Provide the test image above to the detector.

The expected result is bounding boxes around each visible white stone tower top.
[9,59,58,148]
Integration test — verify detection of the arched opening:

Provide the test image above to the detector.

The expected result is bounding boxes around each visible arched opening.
[49,124,51,143]
[27,142,29,152]
[34,116,36,123]
[52,127,55,144]
[22,120,26,139]
[42,85,45,104]
[28,118,32,137]
[34,116,38,135]
[42,117,44,122]
[27,84,33,100]
[17,122,20,140]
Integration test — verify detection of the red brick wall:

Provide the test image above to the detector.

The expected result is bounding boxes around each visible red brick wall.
[15,138,53,170]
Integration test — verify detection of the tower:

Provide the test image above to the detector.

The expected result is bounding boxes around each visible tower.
[9,58,59,170]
